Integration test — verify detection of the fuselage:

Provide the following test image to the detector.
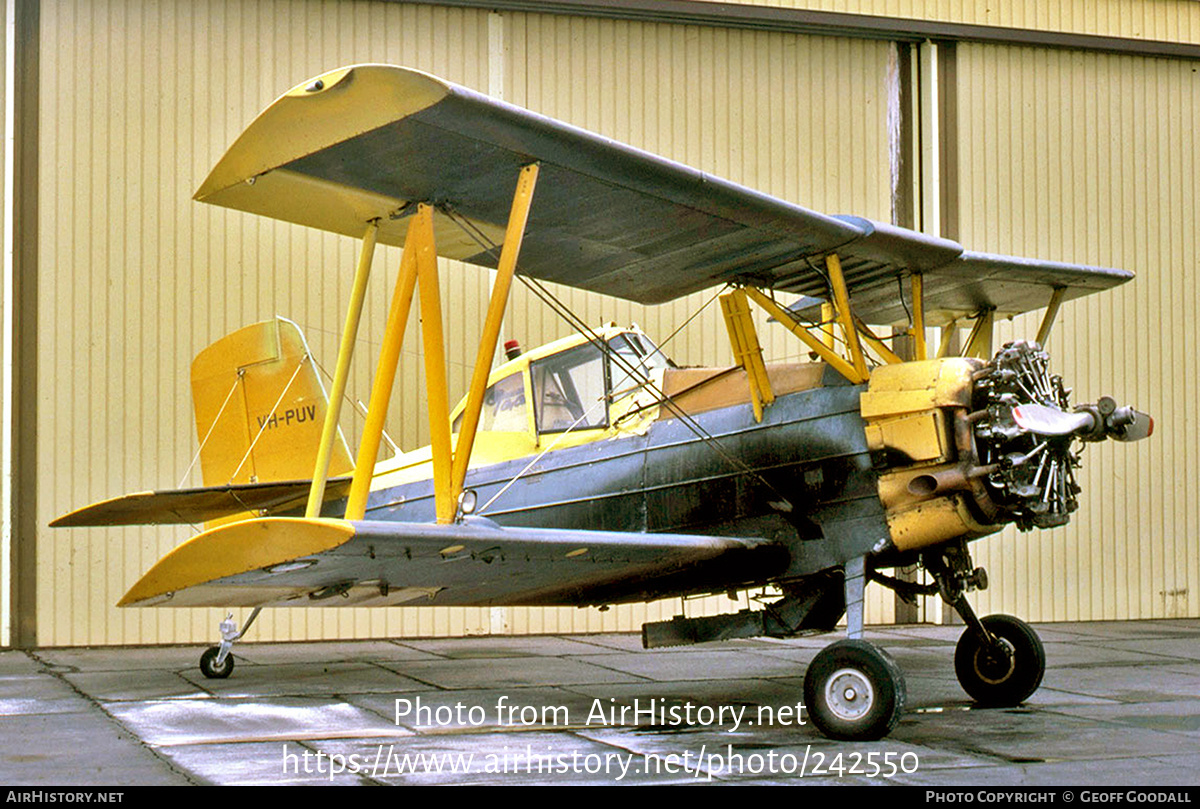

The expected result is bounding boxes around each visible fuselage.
[324,327,1040,607]
[323,327,894,602]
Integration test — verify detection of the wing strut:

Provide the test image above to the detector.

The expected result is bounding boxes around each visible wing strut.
[964,309,996,359]
[719,287,775,423]
[343,166,540,525]
[344,213,423,520]
[305,220,379,517]
[449,163,540,513]
[911,272,927,360]
[826,253,869,380]
[412,205,456,524]
[851,316,903,365]
[1035,287,1066,347]
[742,287,865,383]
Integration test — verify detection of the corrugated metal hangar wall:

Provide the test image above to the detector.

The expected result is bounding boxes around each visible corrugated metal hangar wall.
[3,0,1197,646]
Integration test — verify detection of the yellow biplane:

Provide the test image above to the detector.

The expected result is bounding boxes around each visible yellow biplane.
[54,65,1152,741]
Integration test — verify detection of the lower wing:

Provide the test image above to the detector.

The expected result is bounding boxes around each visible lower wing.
[117,516,790,608]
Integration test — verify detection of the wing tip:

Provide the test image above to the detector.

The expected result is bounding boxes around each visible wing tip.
[117,517,357,607]
[195,64,452,204]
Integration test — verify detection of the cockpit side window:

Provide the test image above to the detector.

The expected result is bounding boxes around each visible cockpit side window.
[531,343,608,433]
[452,371,527,433]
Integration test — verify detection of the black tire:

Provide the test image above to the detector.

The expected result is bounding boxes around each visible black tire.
[954,614,1045,706]
[804,639,906,741]
[199,646,235,679]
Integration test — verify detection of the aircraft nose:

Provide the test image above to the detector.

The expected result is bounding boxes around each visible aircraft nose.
[971,341,1151,532]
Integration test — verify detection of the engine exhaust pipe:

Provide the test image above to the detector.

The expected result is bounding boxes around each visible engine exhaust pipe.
[907,464,999,499]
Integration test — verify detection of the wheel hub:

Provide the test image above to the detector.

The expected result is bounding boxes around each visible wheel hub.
[825,668,875,721]
[973,638,1016,685]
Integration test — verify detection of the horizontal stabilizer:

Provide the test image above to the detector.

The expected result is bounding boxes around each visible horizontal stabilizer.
[118,516,789,609]
[50,478,349,527]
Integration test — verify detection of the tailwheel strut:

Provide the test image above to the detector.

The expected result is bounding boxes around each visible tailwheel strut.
[200,607,262,679]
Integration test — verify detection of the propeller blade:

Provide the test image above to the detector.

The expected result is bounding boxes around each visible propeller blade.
[1011,404,1095,436]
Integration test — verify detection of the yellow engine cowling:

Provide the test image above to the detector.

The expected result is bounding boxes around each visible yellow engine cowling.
[860,358,1002,553]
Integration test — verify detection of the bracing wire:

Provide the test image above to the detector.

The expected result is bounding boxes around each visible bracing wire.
[226,355,311,485]
[656,286,725,353]
[312,357,401,456]
[439,205,795,510]
[177,373,242,488]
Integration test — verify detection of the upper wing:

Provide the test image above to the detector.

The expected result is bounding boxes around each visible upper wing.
[196,64,1131,314]
[116,517,789,608]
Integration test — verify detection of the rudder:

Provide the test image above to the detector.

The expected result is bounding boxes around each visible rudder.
[191,317,352,487]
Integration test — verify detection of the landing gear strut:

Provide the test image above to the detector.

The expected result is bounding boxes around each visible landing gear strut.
[927,544,1045,706]
[803,556,907,741]
[199,608,261,679]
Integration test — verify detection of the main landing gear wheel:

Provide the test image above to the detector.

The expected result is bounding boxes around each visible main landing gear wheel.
[199,646,235,679]
[804,640,906,741]
[954,614,1045,706]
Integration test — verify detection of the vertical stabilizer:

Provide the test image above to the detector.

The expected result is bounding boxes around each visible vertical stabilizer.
[190,318,352,487]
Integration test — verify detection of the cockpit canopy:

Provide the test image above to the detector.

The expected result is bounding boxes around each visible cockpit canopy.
[452,329,671,437]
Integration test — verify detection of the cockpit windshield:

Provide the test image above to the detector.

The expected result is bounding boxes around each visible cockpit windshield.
[452,370,527,434]
[608,332,672,399]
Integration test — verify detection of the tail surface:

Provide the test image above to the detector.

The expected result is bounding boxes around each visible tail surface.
[191,317,352,486]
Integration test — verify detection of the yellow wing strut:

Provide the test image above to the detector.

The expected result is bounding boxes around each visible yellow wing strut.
[743,286,865,384]
[964,309,995,359]
[911,272,927,360]
[852,316,903,365]
[1036,287,1066,347]
[342,166,539,524]
[449,164,540,512]
[719,288,774,422]
[306,220,378,518]
[344,215,423,520]
[409,206,456,524]
[826,253,869,380]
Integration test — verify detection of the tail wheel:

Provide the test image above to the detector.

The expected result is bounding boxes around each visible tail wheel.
[954,614,1045,706]
[199,646,235,679]
[804,640,906,741]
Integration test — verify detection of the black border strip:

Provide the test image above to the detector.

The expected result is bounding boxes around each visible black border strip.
[12,0,38,648]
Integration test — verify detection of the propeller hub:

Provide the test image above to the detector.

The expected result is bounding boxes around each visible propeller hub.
[972,341,1082,530]
[970,341,1151,531]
